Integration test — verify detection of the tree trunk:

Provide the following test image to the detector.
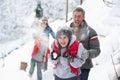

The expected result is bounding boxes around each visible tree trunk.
[80,0,83,5]
[66,0,68,22]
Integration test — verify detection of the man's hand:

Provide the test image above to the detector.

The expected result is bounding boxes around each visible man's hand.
[81,50,89,60]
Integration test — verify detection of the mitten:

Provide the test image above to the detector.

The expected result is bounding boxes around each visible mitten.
[81,50,89,60]
[51,51,59,60]
[63,52,74,62]
[68,55,74,62]
[42,63,47,72]
[63,52,70,58]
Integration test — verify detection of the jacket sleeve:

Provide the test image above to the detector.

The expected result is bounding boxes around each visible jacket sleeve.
[43,48,50,64]
[31,44,39,56]
[88,27,101,58]
[69,44,86,68]
[49,42,60,68]
[31,38,41,56]
[48,26,56,39]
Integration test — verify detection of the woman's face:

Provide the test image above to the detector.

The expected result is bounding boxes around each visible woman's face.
[58,34,69,48]
[42,20,48,28]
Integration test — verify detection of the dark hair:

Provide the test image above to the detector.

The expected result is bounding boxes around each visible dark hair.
[56,26,72,40]
[73,7,85,16]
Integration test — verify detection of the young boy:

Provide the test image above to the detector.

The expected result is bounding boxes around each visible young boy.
[29,18,49,80]
[50,26,89,80]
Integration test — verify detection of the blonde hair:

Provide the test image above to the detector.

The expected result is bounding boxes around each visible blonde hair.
[41,16,48,26]
[41,16,48,21]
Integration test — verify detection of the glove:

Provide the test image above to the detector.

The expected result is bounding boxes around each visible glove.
[51,51,59,60]
[81,50,89,60]
[68,54,74,62]
[42,63,47,72]
[63,52,70,58]
[63,52,74,62]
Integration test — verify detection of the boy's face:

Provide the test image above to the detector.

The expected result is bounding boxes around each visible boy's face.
[58,34,69,48]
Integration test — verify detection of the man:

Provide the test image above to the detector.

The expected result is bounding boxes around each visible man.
[69,7,101,80]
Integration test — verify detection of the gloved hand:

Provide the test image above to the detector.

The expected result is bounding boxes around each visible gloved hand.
[63,52,74,62]
[42,63,47,72]
[81,50,89,60]
[51,51,59,60]
[63,52,72,58]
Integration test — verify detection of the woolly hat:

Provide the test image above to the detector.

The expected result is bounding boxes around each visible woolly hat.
[56,26,72,40]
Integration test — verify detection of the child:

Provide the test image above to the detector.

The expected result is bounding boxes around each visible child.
[29,18,49,80]
[50,26,89,80]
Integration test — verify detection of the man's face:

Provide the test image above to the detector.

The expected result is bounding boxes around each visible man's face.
[58,35,69,48]
[72,11,84,26]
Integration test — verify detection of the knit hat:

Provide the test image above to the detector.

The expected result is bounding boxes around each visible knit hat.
[56,26,72,40]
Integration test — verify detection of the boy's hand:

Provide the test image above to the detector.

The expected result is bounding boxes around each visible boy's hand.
[51,51,60,60]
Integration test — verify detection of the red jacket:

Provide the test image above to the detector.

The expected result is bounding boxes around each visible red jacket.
[53,40,80,78]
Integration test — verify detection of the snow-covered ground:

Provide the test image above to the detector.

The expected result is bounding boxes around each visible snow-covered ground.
[0,0,120,80]
[0,22,120,80]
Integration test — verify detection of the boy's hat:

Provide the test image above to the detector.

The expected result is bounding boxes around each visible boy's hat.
[56,26,72,40]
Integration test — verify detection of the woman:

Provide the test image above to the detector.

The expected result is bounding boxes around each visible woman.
[41,16,55,39]
[50,26,89,80]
